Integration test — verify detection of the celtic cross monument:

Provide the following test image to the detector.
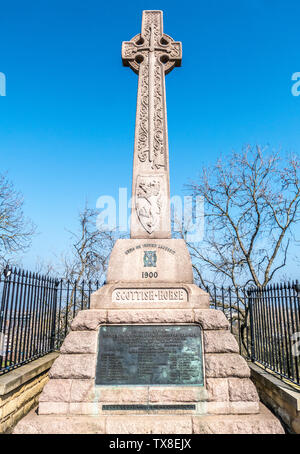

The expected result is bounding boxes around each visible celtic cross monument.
[101,10,196,286]
[14,11,283,434]
[122,10,181,238]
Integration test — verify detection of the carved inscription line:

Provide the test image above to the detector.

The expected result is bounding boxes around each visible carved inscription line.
[102,404,196,411]
[102,333,199,339]
[112,288,188,303]
[124,243,176,255]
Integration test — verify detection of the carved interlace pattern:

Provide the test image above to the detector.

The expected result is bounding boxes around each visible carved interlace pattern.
[138,13,166,169]
[137,61,165,169]
[143,11,161,44]
[123,43,137,58]
[152,63,165,169]
[137,62,149,163]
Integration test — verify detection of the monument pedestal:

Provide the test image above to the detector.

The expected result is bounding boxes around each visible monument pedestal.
[90,239,209,310]
[13,238,284,434]
[105,239,195,284]
[14,307,284,433]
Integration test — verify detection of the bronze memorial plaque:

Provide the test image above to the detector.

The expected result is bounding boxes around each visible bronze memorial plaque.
[95,325,204,386]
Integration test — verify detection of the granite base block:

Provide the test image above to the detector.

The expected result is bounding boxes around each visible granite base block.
[14,404,284,434]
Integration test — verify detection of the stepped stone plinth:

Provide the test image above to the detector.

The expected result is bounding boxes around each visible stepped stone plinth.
[14,306,283,433]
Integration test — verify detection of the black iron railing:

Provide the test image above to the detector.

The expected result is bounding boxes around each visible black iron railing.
[206,283,300,387]
[1,265,299,387]
[247,283,300,386]
[0,268,60,373]
[0,267,100,375]
[205,285,249,356]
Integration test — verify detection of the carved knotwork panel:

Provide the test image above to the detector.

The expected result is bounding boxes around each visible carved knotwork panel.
[152,62,166,169]
[137,61,149,164]
[122,33,181,75]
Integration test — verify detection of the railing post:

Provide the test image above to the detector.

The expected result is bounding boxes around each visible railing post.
[0,266,8,370]
[0,266,10,329]
[0,266,10,368]
[247,288,255,362]
[50,279,59,351]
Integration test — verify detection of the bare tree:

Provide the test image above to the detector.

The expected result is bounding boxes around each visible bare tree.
[0,174,35,265]
[186,146,300,291]
[54,205,117,338]
[62,205,116,284]
[181,146,300,349]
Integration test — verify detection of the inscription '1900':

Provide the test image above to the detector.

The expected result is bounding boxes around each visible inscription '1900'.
[112,288,188,303]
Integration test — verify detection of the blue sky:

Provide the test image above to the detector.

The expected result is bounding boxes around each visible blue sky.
[0,0,299,274]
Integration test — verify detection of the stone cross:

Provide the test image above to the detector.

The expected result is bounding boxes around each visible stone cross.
[122,10,182,239]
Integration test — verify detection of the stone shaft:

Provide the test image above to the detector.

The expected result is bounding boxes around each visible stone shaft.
[122,10,182,239]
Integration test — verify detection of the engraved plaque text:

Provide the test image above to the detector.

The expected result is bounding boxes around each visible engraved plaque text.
[96,325,204,386]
